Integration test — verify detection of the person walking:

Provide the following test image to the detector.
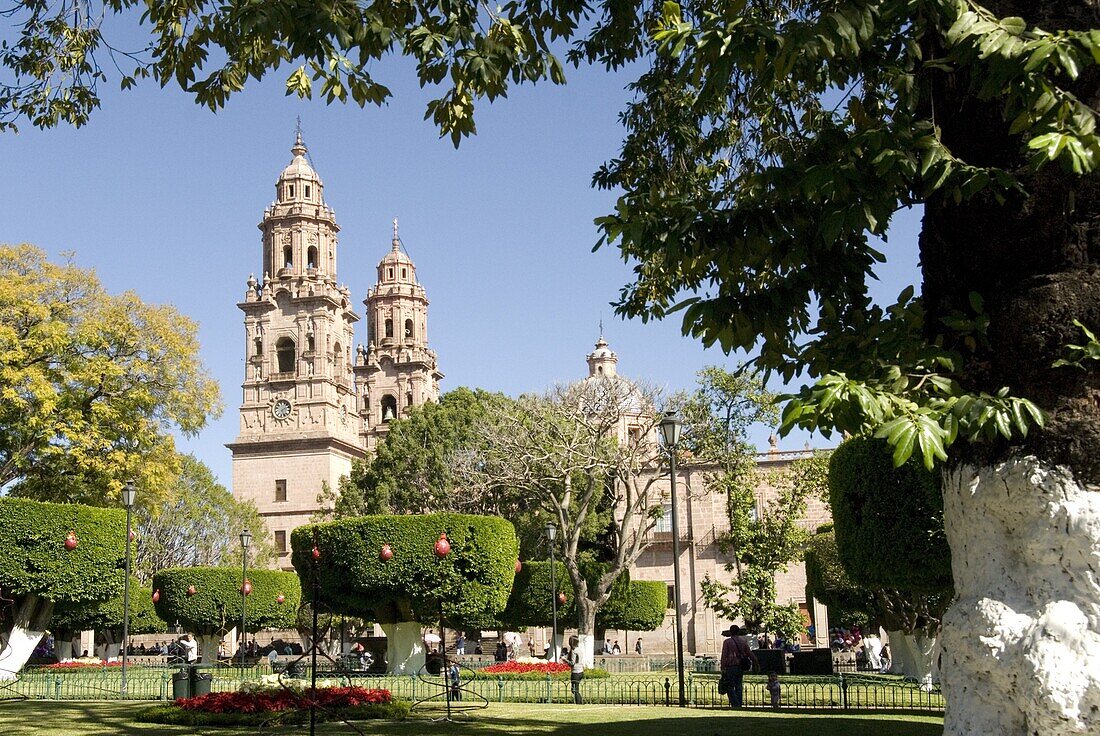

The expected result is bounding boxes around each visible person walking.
[635,638,643,655]
[720,626,758,708]
[567,636,584,704]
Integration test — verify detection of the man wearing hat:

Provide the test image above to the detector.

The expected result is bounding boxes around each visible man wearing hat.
[720,625,758,708]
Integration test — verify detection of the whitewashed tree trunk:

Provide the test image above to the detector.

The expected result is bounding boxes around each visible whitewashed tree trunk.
[381,621,425,675]
[0,594,53,680]
[575,633,595,669]
[56,639,73,661]
[198,634,221,664]
[940,458,1100,736]
[863,635,883,671]
[886,632,938,688]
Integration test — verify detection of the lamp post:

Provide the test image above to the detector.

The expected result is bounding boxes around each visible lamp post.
[239,528,252,667]
[120,480,136,698]
[545,523,559,662]
[659,411,686,708]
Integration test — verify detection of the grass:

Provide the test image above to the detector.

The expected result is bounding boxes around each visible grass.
[0,700,943,736]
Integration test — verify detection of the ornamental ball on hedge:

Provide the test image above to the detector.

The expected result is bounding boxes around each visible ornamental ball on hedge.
[828,436,952,593]
[0,497,125,605]
[152,567,300,633]
[291,514,518,627]
[53,576,167,634]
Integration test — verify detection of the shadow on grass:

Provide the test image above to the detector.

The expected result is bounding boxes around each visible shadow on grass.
[0,701,944,736]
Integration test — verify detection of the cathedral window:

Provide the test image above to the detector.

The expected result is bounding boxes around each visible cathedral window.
[385,319,393,338]
[334,342,343,375]
[305,185,311,199]
[307,335,315,353]
[402,268,407,279]
[388,268,394,279]
[276,337,296,373]
[381,395,397,423]
[283,245,293,268]
[275,530,287,553]
[289,185,295,198]
[275,479,287,503]
[404,319,413,339]
[406,391,413,407]
[307,246,318,269]
[254,337,262,356]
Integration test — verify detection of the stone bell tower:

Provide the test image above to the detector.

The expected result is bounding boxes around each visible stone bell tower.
[228,133,365,566]
[353,220,444,450]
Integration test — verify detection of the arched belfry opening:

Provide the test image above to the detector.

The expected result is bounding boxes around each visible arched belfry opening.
[381,395,398,423]
[276,337,296,373]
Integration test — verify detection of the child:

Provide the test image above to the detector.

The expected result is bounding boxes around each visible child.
[766,671,781,708]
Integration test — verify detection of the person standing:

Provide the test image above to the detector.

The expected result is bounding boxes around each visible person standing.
[720,626,758,708]
[181,633,199,665]
[567,636,584,704]
[635,638,643,655]
[455,634,466,656]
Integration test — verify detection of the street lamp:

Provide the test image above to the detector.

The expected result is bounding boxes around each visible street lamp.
[659,410,686,708]
[239,529,252,667]
[120,480,136,699]
[545,522,559,663]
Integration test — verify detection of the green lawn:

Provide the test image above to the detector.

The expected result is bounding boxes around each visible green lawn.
[0,701,943,736]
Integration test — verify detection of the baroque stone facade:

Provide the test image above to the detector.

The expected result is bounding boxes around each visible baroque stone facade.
[228,136,441,565]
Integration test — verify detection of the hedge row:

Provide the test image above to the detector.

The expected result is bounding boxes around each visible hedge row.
[151,567,300,633]
[0,497,125,604]
[291,514,518,627]
[598,580,666,631]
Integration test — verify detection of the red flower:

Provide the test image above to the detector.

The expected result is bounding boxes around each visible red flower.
[177,687,392,714]
[482,661,570,675]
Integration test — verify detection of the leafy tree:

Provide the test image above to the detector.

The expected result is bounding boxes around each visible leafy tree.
[291,513,517,674]
[134,455,273,584]
[51,577,167,660]
[0,498,124,676]
[454,376,668,666]
[0,244,221,501]
[151,567,300,663]
[319,388,513,518]
[804,528,879,632]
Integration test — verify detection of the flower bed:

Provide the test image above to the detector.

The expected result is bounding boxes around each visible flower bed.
[42,661,122,671]
[471,661,611,680]
[138,686,408,727]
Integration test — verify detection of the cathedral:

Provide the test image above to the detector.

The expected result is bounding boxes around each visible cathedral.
[227,134,443,566]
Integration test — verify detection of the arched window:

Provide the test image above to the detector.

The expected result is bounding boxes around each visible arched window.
[381,395,397,423]
[334,342,343,375]
[306,335,315,353]
[283,246,293,268]
[307,246,318,269]
[276,337,296,373]
[305,185,311,199]
[254,337,262,356]
[384,319,393,338]
[406,392,413,407]
[404,319,414,339]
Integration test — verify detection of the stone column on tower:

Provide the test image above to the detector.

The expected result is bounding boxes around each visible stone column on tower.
[354,219,444,451]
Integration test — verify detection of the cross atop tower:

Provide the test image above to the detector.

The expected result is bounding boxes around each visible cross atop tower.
[392,217,400,250]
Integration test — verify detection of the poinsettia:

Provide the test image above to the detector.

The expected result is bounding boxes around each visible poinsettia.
[482,661,570,675]
[177,687,391,714]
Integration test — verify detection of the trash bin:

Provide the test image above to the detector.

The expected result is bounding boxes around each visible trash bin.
[191,666,213,697]
[171,668,191,700]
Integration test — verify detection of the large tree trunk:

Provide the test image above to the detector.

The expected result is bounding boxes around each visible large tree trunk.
[940,460,1100,735]
[380,622,425,675]
[918,3,1100,732]
[885,630,938,688]
[0,594,54,679]
[575,598,598,668]
[197,634,221,664]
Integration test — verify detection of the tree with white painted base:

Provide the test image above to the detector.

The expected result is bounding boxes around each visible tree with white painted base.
[0,498,125,678]
[291,514,517,675]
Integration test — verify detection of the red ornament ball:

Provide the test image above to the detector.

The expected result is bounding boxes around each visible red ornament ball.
[557,592,567,605]
[64,531,78,550]
[241,579,253,596]
[186,585,196,596]
[276,593,286,605]
[311,546,321,560]
[434,533,451,557]
[129,530,136,542]
[515,560,523,573]
[380,543,394,561]
[151,589,160,603]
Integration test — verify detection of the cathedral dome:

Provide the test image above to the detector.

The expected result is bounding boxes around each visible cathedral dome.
[278,133,322,186]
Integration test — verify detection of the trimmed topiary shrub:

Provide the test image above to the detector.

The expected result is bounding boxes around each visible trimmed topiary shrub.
[498,560,575,628]
[597,580,667,632]
[828,436,952,592]
[803,531,877,630]
[53,576,167,637]
[291,514,517,627]
[0,498,125,676]
[152,567,300,662]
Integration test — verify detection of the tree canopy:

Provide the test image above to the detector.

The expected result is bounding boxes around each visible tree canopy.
[0,244,222,501]
[151,567,300,634]
[53,576,166,636]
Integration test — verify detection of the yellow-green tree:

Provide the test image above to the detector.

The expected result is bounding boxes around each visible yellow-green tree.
[0,244,221,501]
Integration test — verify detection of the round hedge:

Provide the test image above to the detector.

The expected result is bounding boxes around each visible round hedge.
[597,580,667,631]
[291,514,518,627]
[803,531,877,630]
[499,560,576,628]
[151,567,300,633]
[53,576,166,634]
[0,497,125,605]
[828,436,952,592]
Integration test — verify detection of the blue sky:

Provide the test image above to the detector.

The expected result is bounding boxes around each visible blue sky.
[0,43,922,488]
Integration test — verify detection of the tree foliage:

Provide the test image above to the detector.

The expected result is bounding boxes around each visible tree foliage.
[151,567,300,634]
[453,376,668,640]
[804,529,879,630]
[0,244,221,500]
[324,388,514,517]
[134,455,273,584]
[0,497,124,606]
[597,580,667,632]
[291,513,518,628]
[52,576,167,635]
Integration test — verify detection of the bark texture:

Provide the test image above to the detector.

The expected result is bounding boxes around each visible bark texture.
[940,460,1100,735]
[0,594,54,679]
